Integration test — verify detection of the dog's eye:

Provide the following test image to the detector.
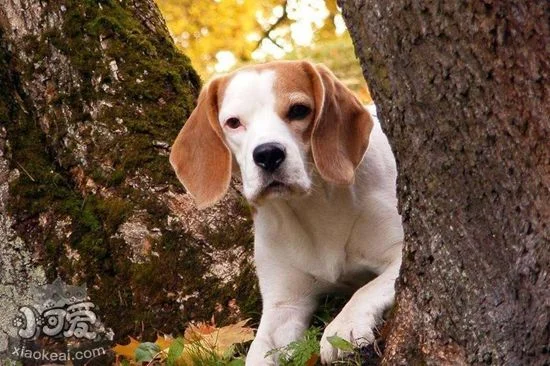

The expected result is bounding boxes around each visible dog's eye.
[225,117,241,129]
[287,104,311,120]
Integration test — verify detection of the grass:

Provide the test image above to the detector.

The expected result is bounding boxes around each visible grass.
[267,327,322,365]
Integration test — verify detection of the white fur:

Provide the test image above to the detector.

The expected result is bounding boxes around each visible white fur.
[219,69,403,365]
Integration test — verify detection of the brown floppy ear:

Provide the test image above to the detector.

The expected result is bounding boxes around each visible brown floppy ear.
[304,62,373,185]
[169,79,231,208]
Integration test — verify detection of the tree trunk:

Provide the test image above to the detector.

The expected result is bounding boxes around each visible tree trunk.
[339,1,549,365]
[0,0,256,354]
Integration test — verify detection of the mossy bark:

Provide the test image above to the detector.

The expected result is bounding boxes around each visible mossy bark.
[0,0,257,352]
[340,1,549,365]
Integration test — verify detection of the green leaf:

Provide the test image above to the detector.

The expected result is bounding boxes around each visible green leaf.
[167,337,185,366]
[120,360,130,366]
[135,342,161,362]
[327,335,354,352]
[227,358,246,366]
[267,327,321,365]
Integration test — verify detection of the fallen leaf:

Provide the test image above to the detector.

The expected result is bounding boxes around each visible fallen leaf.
[113,320,255,365]
[184,322,216,341]
[155,334,174,351]
[210,319,255,354]
[112,337,141,361]
[327,335,354,352]
[306,354,319,366]
[135,342,161,362]
[189,319,254,355]
[173,319,255,364]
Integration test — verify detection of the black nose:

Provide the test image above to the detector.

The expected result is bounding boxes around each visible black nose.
[253,143,286,172]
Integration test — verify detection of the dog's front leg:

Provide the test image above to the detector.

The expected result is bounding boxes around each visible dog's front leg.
[319,253,402,364]
[246,261,319,365]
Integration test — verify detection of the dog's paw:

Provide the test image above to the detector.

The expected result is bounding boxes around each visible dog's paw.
[320,310,376,364]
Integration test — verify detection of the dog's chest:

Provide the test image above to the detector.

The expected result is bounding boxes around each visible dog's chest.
[255,194,376,289]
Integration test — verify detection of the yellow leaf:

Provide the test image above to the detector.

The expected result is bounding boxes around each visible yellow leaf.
[209,319,255,354]
[112,336,140,361]
[112,320,255,365]
[171,319,255,364]
[185,319,254,356]
[184,322,216,341]
[155,334,175,352]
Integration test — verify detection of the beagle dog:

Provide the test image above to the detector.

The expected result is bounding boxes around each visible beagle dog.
[170,61,403,364]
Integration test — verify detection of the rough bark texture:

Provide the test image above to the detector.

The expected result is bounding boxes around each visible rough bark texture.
[340,1,549,365]
[0,0,257,355]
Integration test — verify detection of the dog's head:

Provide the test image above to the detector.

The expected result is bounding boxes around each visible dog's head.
[170,61,373,208]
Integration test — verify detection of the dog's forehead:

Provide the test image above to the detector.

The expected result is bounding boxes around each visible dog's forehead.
[219,62,313,118]
[221,69,276,109]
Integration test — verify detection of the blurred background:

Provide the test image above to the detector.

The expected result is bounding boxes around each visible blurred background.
[155,0,372,102]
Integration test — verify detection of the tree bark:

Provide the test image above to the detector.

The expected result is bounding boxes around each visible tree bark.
[0,0,256,354]
[339,1,549,365]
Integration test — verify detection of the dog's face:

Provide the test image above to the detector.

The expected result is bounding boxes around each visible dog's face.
[170,61,373,208]
[218,65,316,202]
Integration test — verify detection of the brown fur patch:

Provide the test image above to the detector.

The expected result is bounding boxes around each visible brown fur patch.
[170,76,233,208]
